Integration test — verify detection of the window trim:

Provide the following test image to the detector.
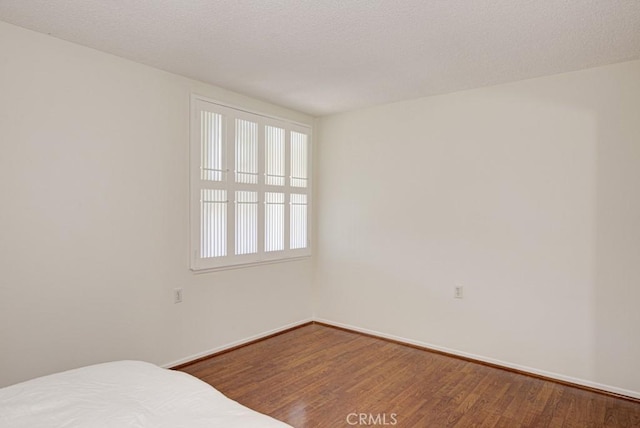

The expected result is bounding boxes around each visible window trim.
[189,94,312,272]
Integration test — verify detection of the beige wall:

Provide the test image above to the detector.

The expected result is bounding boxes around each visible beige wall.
[315,60,640,397]
[0,21,313,387]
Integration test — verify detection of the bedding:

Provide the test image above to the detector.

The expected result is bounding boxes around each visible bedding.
[0,360,292,428]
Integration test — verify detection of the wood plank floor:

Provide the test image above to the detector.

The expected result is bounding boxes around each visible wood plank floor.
[178,323,640,427]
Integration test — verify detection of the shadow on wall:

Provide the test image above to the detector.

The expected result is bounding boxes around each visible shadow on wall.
[594,85,640,394]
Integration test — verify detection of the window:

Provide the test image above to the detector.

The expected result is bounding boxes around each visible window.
[190,96,311,270]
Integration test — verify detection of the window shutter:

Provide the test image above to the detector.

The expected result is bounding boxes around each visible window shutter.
[190,96,311,271]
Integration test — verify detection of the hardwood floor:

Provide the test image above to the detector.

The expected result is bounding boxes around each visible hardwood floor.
[178,324,640,427]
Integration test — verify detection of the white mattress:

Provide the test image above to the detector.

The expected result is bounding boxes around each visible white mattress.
[0,360,292,428]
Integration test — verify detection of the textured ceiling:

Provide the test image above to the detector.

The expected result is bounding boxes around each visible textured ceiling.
[1,0,639,116]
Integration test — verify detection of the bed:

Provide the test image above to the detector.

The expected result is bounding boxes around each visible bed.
[0,360,292,428]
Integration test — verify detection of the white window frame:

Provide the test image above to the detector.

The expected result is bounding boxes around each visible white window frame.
[190,95,312,271]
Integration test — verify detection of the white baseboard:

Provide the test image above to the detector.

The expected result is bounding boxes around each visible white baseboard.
[314,318,640,400]
[161,318,313,369]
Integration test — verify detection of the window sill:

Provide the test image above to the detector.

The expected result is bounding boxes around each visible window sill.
[190,254,312,274]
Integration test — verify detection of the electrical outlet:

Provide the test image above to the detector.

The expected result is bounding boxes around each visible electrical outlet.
[174,288,183,304]
[454,286,463,299]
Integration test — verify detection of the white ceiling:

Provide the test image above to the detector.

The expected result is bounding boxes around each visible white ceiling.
[1,1,639,117]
